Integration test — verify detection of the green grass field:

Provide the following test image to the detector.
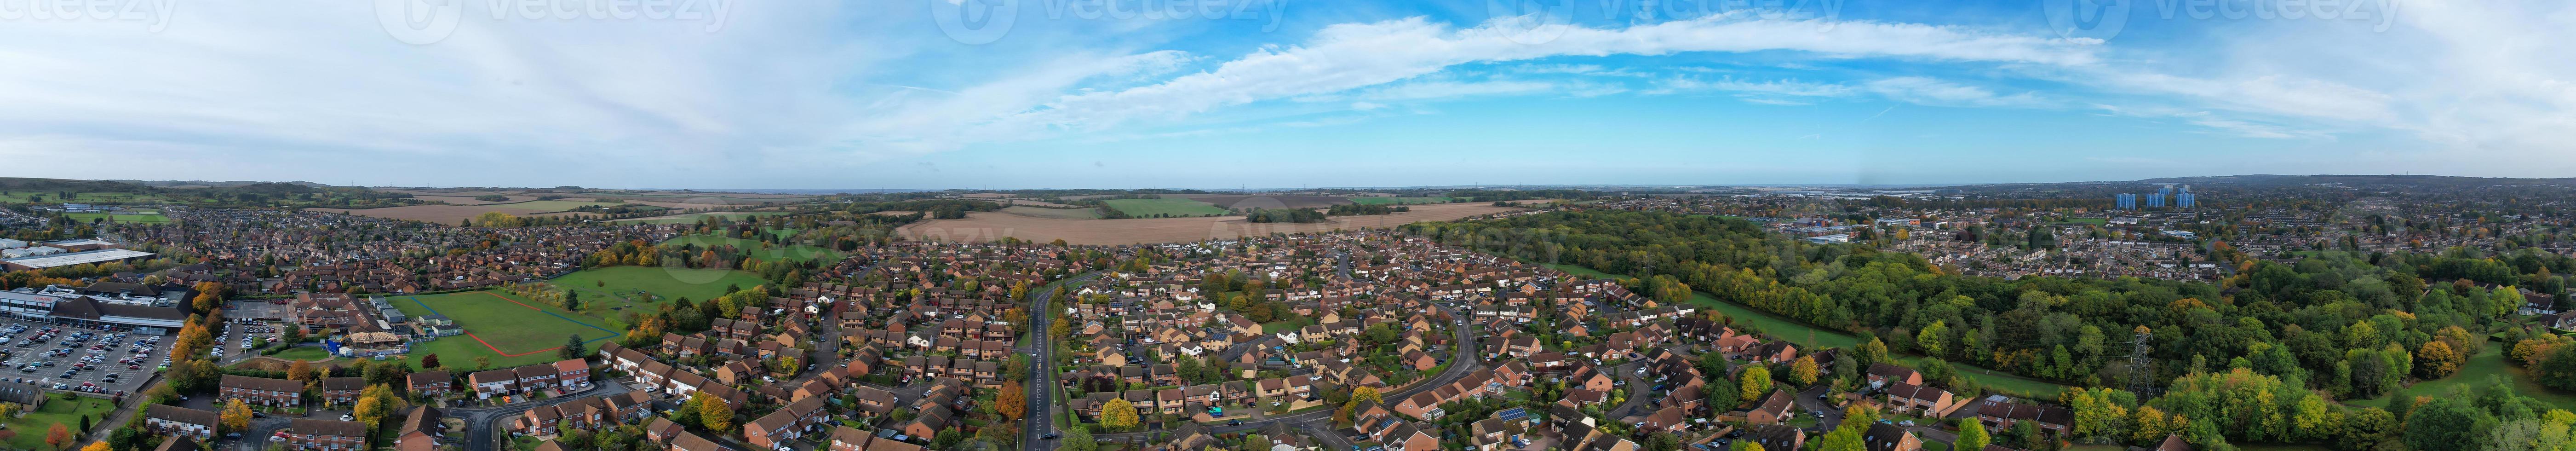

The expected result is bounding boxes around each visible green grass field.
[2351,341,2576,410]
[393,290,616,370]
[2061,218,2109,226]
[271,347,334,361]
[663,235,843,264]
[1349,197,1459,205]
[490,200,624,211]
[0,396,113,450]
[1102,198,1229,217]
[549,266,770,311]
[63,212,169,223]
[608,211,790,225]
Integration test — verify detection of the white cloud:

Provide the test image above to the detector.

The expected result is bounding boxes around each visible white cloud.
[1861,77,2046,108]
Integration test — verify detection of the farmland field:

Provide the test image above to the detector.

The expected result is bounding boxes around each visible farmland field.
[1168,194,1354,209]
[900,202,1543,244]
[64,212,169,223]
[1102,198,1230,217]
[486,200,623,211]
[393,290,618,370]
[663,234,843,263]
[608,211,789,225]
[1001,206,1102,219]
[1350,197,1459,205]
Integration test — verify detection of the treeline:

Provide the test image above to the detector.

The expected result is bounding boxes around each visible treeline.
[1243,208,1325,223]
[1327,203,1405,216]
[1405,212,2569,394]
[843,199,1002,220]
[1445,189,1591,202]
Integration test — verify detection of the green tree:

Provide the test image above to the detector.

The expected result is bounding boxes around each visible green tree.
[1738,366,1772,405]
[1955,418,1991,451]
[1917,321,1950,358]
[561,334,587,360]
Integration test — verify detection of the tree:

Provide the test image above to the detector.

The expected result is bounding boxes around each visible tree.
[287,359,313,382]
[2404,399,2493,451]
[221,399,253,432]
[1738,366,1773,404]
[421,353,442,369]
[355,384,403,428]
[1917,321,1950,358]
[475,355,492,369]
[44,423,67,451]
[1730,441,1765,451]
[80,442,109,451]
[561,334,587,360]
[695,393,734,432]
[1101,399,1141,429]
[996,381,1027,420]
[1789,357,1819,386]
[1061,426,1096,451]
[1956,418,1990,451]
[2416,340,2464,379]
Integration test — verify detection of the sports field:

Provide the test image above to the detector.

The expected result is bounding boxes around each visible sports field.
[550,266,769,312]
[64,212,169,223]
[1350,197,1459,205]
[1102,198,1229,217]
[664,235,843,263]
[608,211,789,225]
[394,290,617,370]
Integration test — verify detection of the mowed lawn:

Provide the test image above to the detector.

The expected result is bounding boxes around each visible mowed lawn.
[1350,197,1459,205]
[1102,198,1229,217]
[549,266,770,313]
[394,290,616,370]
[64,212,169,223]
[664,235,843,264]
[0,396,113,450]
[2351,341,2576,410]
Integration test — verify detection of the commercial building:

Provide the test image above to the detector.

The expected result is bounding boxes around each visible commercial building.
[1,248,156,271]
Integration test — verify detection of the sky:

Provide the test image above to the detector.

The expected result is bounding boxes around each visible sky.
[0,0,2569,189]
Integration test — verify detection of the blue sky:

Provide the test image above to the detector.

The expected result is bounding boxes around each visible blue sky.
[0,0,2565,189]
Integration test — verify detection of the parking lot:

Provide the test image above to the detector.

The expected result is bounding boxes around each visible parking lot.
[0,318,175,398]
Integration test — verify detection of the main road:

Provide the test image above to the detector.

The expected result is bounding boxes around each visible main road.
[1023,272,1098,451]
